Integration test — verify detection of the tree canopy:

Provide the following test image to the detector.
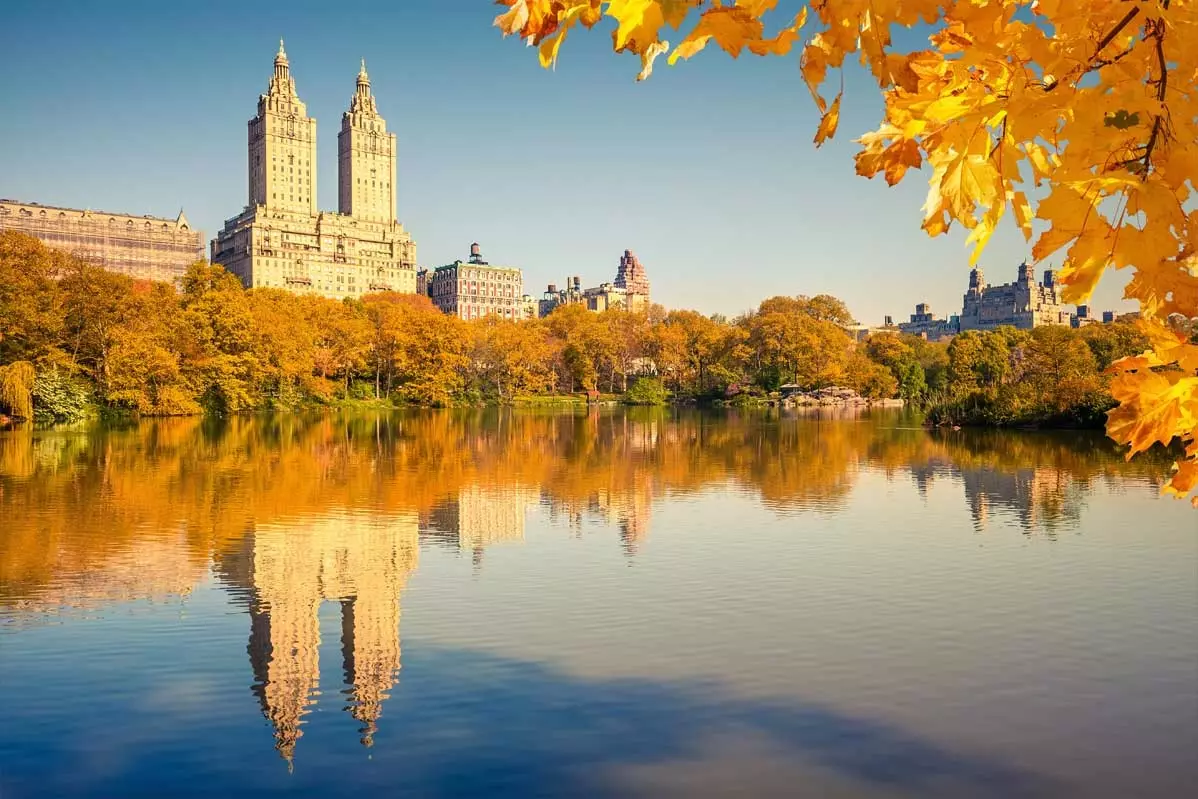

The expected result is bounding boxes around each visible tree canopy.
[494,0,1198,503]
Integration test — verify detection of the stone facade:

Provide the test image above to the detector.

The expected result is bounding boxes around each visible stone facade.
[428,243,526,320]
[583,282,630,312]
[211,42,417,300]
[897,302,958,341]
[960,263,1073,331]
[0,199,203,284]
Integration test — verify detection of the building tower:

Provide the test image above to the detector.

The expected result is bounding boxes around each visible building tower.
[614,249,651,296]
[338,60,397,223]
[248,40,318,215]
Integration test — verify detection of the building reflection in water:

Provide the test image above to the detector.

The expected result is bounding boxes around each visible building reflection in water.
[961,466,1085,534]
[216,511,419,764]
[0,410,1179,765]
[424,485,540,567]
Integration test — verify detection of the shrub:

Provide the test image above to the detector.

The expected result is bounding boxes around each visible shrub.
[624,377,669,406]
[31,368,91,424]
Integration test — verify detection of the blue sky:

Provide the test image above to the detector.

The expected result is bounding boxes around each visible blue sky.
[0,0,1133,322]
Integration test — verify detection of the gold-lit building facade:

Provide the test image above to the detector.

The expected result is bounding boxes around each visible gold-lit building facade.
[217,510,420,762]
[0,199,203,284]
[211,43,417,300]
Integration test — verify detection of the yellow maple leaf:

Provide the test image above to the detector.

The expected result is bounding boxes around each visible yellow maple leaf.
[539,27,569,69]
[608,0,659,51]
[1011,191,1033,241]
[1108,371,1198,456]
[669,5,763,64]
[813,92,842,147]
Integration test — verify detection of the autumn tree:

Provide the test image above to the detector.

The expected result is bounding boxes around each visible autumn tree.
[494,0,1198,500]
[179,262,264,413]
[1018,326,1105,414]
[741,297,850,389]
[59,263,139,395]
[0,231,67,366]
[865,332,926,401]
[106,283,199,415]
[947,329,1013,393]
[543,303,608,392]
[1081,319,1152,371]
[250,289,317,404]
[653,309,740,395]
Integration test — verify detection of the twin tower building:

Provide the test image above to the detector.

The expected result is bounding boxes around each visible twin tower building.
[211,41,418,297]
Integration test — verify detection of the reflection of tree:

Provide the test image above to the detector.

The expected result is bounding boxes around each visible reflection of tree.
[0,409,1180,762]
[1,410,1174,608]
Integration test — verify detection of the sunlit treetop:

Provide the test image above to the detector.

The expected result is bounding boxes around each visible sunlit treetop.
[494,0,1198,503]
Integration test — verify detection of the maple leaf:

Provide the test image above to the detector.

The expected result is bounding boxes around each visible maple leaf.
[813,92,841,147]
[1108,371,1198,456]
[669,5,763,64]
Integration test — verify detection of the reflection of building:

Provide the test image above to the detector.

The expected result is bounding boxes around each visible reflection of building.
[961,466,1083,533]
[217,511,419,763]
[960,263,1074,331]
[0,535,204,627]
[0,200,203,284]
[425,486,538,564]
[427,243,528,320]
[210,43,418,299]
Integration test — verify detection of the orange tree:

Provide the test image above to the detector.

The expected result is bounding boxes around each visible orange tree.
[494,0,1198,502]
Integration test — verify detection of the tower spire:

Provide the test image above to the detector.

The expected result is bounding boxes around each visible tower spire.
[349,58,376,114]
[269,38,295,97]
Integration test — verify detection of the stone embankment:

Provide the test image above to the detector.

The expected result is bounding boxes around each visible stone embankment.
[782,386,903,408]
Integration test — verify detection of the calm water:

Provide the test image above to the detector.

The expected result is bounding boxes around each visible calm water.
[0,408,1194,798]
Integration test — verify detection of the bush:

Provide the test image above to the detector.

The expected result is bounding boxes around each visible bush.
[32,368,91,424]
[347,379,376,401]
[624,377,669,406]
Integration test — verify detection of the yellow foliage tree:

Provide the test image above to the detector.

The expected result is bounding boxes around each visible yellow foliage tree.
[0,361,36,420]
[494,0,1198,503]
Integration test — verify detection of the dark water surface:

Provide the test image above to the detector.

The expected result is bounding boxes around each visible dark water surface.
[0,408,1194,798]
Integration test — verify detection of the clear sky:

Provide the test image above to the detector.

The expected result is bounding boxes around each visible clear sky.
[0,0,1133,323]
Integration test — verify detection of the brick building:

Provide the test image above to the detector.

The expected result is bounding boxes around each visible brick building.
[428,243,527,320]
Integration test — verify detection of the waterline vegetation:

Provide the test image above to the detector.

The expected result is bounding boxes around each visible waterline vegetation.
[0,231,1148,432]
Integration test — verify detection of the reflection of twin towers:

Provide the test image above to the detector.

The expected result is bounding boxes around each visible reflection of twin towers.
[216,486,541,765]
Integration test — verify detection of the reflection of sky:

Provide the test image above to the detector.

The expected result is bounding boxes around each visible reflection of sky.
[1,474,1195,798]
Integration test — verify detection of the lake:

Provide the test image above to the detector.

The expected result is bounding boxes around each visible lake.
[0,408,1194,798]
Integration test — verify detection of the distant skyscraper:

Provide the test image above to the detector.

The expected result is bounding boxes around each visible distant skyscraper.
[211,42,417,299]
[0,199,203,284]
